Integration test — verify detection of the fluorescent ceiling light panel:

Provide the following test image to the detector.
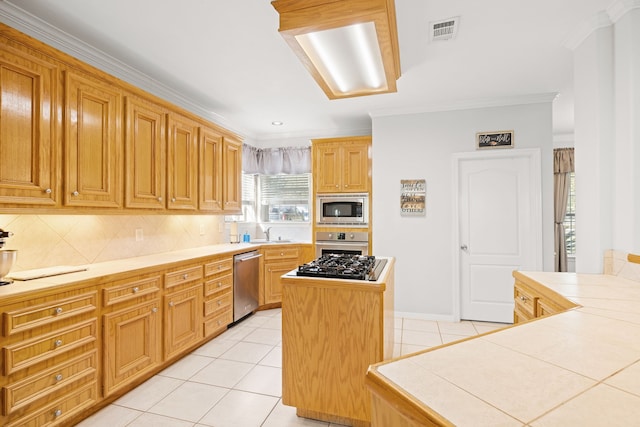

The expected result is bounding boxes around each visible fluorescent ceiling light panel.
[296,22,386,95]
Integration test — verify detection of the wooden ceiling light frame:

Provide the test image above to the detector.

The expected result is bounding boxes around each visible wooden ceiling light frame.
[271,0,401,99]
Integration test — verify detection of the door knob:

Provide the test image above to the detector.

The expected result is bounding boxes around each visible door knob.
[460,245,468,251]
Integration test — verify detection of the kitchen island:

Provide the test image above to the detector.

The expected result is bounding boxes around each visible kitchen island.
[281,256,395,427]
[366,271,640,426]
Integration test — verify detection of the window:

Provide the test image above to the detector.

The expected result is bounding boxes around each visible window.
[230,173,311,223]
[563,172,575,255]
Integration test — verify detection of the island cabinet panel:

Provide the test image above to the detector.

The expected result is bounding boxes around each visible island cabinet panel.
[0,45,58,206]
[0,287,99,427]
[282,260,395,426]
[222,136,242,212]
[101,273,162,397]
[64,71,122,208]
[199,126,223,211]
[512,274,577,324]
[167,113,199,211]
[124,96,166,209]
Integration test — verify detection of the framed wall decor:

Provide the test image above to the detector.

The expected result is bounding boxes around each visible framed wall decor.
[400,179,426,216]
[476,130,514,149]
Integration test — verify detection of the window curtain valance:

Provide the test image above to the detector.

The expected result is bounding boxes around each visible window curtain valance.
[242,144,311,175]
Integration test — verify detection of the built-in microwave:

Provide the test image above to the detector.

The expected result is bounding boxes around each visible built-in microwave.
[316,193,369,226]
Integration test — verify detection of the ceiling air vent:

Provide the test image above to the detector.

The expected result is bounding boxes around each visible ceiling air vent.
[430,17,459,42]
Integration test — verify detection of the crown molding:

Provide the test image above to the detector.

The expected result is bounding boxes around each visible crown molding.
[607,0,640,23]
[368,93,558,119]
[0,0,250,139]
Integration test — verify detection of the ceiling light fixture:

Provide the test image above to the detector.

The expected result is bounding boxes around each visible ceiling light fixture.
[271,0,401,100]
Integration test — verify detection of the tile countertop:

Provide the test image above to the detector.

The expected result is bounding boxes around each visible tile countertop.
[368,272,640,426]
[0,242,310,299]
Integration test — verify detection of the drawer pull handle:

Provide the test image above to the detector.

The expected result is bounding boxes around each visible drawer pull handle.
[152,307,158,313]
[54,339,63,347]
[54,307,63,315]
[54,409,62,418]
[55,374,63,382]
[132,286,139,293]
[520,296,527,301]
[182,274,188,280]
[217,282,222,287]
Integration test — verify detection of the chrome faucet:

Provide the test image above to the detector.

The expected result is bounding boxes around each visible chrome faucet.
[265,227,272,241]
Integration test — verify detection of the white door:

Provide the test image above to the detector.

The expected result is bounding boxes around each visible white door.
[455,149,542,323]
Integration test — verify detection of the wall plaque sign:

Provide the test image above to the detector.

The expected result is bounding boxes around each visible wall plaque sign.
[400,179,426,216]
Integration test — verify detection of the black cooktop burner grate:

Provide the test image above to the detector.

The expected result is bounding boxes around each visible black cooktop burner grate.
[296,254,386,281]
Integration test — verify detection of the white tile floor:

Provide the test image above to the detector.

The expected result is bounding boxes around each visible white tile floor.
[78,309,507,427]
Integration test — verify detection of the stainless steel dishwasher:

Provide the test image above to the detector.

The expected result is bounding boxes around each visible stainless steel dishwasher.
[233,250,261,322]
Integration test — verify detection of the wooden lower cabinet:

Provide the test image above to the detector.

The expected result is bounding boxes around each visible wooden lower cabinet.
[512,272,577,324]
[102,273,162,397]
[203,256,233,337]
[0,288,99,426]
[262,244,314,306]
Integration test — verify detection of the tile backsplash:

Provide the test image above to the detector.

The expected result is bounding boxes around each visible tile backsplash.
[604,250,640,282]
[0,214,225,272]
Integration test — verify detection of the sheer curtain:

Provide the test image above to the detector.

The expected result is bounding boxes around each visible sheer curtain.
[554,148,574,272]
[242,144,311,174]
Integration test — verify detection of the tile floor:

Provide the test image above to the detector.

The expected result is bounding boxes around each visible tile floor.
[77,309,507,427]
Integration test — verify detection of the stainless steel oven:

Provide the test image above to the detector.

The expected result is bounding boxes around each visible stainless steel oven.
[315,231,369,258]
[316,193,368,227]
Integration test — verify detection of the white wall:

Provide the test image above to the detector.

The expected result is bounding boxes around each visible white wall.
[371,102,554,319]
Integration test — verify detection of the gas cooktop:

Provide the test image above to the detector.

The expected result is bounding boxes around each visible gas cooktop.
[296,254,387,281]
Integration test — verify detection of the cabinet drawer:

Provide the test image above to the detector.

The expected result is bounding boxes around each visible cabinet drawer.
[2,350,96,415]
[514,284,536,318]
[204,274,232,297]
[165,265,203,289]
[204,293,232,317]
[264,247,299,260]
[103,275,161,306]
[204,258,232,277]
[3,292,97,337]
[204,310,232,337]
[5,381,97,427]
[3,319,97,375]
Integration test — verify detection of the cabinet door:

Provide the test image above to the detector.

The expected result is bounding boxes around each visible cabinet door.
[342,142,370,192]
[65,72,122,207]
[223,136,242,212]
[103,300,161,396]
[314,144,342,193]
[264,260,297,304]
[124,96,166,209]
[199,127,223,211]
[0,47,58,206]
[164,285,202,359]
[167,113,198,210]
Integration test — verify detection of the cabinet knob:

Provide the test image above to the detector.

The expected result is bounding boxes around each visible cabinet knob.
[45,188,52,194]
[335,184,339,188]
[53,409,62,418]
[217,320,222,325]
[157,196,163,202]
[217,300,222,306]
[218,265,223,270]
[169,301,174,307]
[217,282,222,287]
[54,307,63,315]
[182,273,188,280]
[520,296,527,301]
[152,307,158,313]
[72,191,79,196]
[280,252,284,256]
[132,286,139,293]
[55,374,63,382]
[344,184,348,188]
[54,339,63,347]
[171,197,176,203]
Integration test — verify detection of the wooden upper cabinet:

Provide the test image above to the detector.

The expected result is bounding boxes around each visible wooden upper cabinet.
[199,126,223,211]
[0,46,58,206]
[124,96,166,209]
[313,136,371,193]
[64,71,122,208]
[223,136,242,212]
[167,113,198,210]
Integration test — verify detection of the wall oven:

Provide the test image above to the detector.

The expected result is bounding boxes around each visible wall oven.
[315,231,369,258]
[316,193,368,227]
